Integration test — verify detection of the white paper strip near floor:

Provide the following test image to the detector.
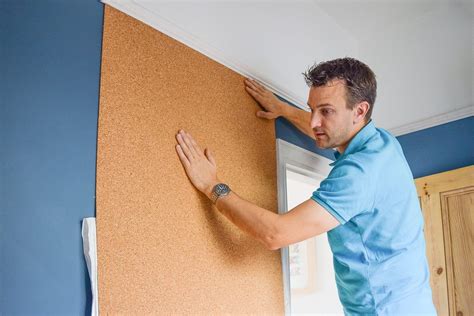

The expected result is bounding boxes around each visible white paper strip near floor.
[82,217,99,316]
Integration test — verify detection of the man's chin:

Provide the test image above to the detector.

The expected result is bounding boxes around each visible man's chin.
[315,140,332,149]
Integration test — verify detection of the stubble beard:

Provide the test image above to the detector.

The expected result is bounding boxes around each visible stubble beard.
[315,135,334,149]
[315,131,345,150]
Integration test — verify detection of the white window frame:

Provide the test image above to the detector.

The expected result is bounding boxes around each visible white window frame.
[276,138,333,315]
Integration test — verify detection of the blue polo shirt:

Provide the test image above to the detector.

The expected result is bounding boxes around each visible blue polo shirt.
[311,121,437,315]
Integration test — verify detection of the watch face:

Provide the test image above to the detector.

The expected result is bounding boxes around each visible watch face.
[216,183,229,194]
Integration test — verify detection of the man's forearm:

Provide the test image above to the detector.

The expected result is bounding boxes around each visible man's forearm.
[279,102,315,139]
[211,191,281,250]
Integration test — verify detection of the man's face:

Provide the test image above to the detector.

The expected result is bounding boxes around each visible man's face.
[307,79,356,152]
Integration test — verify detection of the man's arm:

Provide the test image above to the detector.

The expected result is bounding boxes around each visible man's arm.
[175,129,339,251]
[244,78,315,139]
[208,191,339,250]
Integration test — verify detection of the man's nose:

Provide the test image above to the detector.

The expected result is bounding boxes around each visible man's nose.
[310,112,322,129]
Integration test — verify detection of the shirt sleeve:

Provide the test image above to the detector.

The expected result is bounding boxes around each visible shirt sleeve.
[311,158,374,224]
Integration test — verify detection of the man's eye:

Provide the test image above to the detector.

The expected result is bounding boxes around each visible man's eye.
[322,109,333,115]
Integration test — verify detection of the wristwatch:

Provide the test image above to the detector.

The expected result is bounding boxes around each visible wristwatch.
[210,183,231,204]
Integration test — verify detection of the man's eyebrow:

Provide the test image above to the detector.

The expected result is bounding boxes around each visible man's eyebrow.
[307,103,334,108]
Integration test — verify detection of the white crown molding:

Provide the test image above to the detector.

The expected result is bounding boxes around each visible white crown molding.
[101,0,472,137]
[388,105,474,136]
[101,0,308,111]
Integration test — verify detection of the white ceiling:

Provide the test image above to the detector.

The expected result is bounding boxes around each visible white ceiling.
[103,0,473,135]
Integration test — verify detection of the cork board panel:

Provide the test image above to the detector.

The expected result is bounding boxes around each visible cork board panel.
[96,5,284,314]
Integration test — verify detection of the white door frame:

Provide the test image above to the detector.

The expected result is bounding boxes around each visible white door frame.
[276,138,333,315]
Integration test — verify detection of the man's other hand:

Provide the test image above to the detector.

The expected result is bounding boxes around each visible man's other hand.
[244,78,285,120]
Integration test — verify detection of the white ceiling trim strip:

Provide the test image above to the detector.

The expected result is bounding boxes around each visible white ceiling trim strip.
[389,105,473,136]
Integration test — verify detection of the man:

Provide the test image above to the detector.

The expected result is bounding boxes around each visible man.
[175,57,436,315]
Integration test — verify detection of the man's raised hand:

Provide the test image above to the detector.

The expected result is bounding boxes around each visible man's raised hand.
[244,78,286,120]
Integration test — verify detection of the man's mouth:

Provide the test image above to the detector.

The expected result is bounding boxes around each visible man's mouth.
[315,132,326,138]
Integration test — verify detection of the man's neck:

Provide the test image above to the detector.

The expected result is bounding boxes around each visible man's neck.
[336,120,370,154]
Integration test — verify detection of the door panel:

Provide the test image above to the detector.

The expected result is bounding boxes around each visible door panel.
[441,188,474,316]
[415,165,474,316]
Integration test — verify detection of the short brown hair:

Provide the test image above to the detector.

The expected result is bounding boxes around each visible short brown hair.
[303,57,377,121]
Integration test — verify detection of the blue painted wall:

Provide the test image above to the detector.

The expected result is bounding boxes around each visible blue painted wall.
[1,0,103,314]
[397,116,473,178]
[1,1,472,315]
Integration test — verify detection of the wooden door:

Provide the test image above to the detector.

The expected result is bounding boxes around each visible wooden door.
[415,165,474,316]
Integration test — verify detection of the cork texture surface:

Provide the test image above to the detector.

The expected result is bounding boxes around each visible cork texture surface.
[96,5,284,314]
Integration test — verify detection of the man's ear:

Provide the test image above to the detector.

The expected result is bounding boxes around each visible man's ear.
[353,101,370,124]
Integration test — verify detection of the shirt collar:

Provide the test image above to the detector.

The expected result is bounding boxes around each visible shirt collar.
[330,120,376,166]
